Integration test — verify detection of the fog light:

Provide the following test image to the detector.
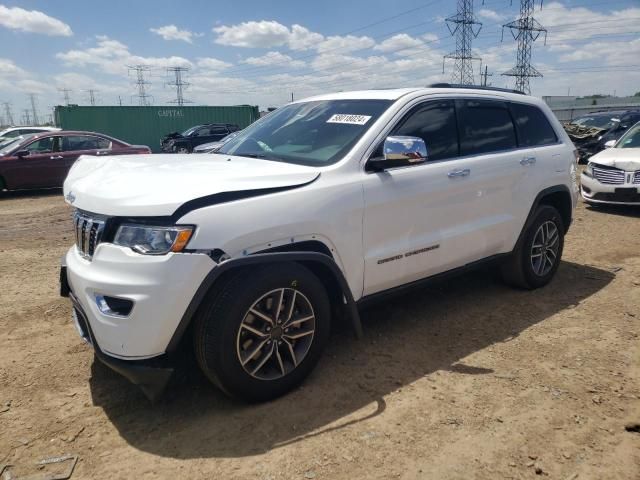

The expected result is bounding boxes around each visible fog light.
[95,295,134,317]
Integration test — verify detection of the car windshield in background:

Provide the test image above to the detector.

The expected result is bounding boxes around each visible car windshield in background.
[181,126,201,137]
[218,99,392,166]
[616,123,640,148]
[0,134,37,155]
[571,116,618,129]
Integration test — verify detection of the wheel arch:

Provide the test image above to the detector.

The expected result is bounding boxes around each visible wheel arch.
[165,249,362,355]
[515,185,573,251]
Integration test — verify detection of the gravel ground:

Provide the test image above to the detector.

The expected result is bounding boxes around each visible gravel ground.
[0,189,638,479]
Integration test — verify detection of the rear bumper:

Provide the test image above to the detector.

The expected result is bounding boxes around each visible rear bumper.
[62,267,173,401]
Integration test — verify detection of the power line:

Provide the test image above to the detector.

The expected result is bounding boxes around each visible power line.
[58,88,72,106]
[501,0,548,94]
[2,102,14,125]
[28,93,39,125]
[85,89,98,106]
[128,64,153,106]
[166,66,192,106]
[443,0,482,85]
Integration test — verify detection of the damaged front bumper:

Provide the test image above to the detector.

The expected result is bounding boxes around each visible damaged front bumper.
[61,265,174,401]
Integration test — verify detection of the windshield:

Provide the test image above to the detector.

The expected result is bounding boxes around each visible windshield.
[571,115,618,130]
[0,134,36,155]
[218,99,392,166]
[181,125,202,137]
[616,122,640,149]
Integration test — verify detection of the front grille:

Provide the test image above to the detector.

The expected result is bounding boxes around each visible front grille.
[592,166,625,185]
[634,171,640,185]
[73,211,105,260]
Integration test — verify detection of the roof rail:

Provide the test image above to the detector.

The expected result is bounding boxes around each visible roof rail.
[427,83,526,95]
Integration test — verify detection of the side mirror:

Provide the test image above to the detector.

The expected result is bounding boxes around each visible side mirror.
[16,149,30,158]
[368,136,428,171]
[604,140,616,149]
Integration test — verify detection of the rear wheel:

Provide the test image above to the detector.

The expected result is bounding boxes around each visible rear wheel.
[173,145,190,153]
[501,205,565,289]
[193,263,331,402]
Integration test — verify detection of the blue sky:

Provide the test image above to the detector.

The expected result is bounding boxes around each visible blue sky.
[2,0,639,122]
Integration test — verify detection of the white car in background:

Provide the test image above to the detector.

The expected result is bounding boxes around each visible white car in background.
[581,122,640,205]
[0,126,60,141]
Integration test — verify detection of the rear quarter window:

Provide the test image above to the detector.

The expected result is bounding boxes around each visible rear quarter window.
[510,103,558,147]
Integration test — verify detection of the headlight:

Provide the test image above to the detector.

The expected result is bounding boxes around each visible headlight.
[585,162,594,177]
[114,224,194,255]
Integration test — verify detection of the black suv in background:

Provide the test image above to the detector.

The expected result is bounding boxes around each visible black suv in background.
[566,109,640,162]
[161,123,240,153]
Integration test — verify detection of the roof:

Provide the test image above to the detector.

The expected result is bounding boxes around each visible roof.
[296,86,536,104]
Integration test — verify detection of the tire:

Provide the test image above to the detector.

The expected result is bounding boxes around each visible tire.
[193,262,331,402]
[501,205,565,290]
[173,145,190,153]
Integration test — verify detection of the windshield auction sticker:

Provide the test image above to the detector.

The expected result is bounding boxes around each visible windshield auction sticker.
[326,114,372,125]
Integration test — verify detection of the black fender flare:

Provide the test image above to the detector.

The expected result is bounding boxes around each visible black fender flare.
[514,184,573,252]
[165,251,363,353]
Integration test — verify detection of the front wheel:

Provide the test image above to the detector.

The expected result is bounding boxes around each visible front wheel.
[501,205,565,289]
[193,263,331,402]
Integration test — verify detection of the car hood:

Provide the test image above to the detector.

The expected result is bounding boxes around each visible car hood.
[589,148,640,171]
[63,153,320,217]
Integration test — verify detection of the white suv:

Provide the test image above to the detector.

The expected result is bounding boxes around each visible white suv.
[61,86,578,401]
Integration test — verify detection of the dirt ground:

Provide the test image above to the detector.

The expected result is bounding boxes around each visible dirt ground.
[0,189,638,480]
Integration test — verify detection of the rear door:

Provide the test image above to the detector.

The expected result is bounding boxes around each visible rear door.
[508,102,564,243]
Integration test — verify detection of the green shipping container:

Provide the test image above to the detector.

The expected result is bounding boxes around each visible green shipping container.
[54,105,260,153]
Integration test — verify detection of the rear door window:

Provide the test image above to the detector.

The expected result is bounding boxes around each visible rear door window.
[457,100,517,156]
[391,100,459,161]
[96,137,112,149]
[510,103,558,147]
[62,135,100,151]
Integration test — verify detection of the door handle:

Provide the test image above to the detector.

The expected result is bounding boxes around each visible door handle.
[520,156,536,166]
[50,155,64,160]
[447,168,470,178]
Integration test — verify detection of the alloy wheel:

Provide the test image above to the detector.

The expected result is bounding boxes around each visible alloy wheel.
[530,220,560,276]
[236,288,316,380]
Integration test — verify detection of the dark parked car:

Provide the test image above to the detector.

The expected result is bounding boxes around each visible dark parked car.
[192,130,242,153]
[0,130,151,191]
[160,123,240,153]
[565,110,640,162]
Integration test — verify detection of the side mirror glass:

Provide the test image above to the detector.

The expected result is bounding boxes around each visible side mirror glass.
[368,136,428,171]
[604,140,616,149]
[16,149,30,158]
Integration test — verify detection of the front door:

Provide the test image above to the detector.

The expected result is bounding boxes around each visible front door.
[2,136,65,189]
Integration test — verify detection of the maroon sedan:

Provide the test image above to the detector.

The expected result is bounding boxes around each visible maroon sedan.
[0,131,151,191]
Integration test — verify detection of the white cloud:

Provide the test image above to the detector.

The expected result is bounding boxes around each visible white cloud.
[289,24,324,50]
[196,57,232,71]
[150,25,201,43]
[213,20,325,51]
[477,9,506,22]
[422,33,439,43]
[538,2,640,42]
[374,34,424,53]
[317,34,375,53]
[214,20,291,48]
[242,51,305,68]
[0,5,72,36]
[57,36,191,76]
